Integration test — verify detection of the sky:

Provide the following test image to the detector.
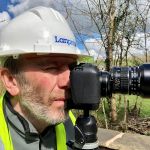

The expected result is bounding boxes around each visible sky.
[0,0,7,12]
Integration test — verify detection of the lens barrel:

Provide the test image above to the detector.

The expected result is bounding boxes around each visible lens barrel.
[109,64,150,97]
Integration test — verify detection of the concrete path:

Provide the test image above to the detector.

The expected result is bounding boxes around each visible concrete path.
[97,128,150,150]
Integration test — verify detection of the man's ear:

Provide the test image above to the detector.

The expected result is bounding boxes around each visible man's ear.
[0,68,19,96]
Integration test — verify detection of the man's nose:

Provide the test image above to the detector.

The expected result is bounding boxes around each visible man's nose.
[58,67,70,89]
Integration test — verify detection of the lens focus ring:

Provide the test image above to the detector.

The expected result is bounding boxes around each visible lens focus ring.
[120,67,129,93]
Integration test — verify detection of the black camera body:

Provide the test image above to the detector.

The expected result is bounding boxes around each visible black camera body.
[69,63,100,110]
[68,63,150,110]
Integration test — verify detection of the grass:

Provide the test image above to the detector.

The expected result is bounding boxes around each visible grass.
[138,98,150,117]
[117,95,150,118]
[86,94,150,128]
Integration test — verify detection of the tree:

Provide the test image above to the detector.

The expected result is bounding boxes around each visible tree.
[58,0,150,122]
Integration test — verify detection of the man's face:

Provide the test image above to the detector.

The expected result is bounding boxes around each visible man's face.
[16,54,77,125]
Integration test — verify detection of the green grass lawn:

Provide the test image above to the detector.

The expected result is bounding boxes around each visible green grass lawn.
[90,94,150,128]
[117,95,150,118]
[135,97,150,117]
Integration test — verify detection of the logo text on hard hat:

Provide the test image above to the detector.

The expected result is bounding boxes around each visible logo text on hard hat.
[55,36,76,46]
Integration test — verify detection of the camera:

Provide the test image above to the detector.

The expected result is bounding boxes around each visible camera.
[67,63,150,150]
[68,63,150,110]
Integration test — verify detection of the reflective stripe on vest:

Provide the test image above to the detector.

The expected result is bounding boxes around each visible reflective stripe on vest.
[0,94,13,150]
[0,95,76,150]
[56,111,76,150]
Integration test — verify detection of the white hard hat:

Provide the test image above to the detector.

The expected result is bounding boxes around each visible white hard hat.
[0,6,85,59]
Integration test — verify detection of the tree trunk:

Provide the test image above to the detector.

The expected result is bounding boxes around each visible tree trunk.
[106,0,117,122]
[110,96,117,122]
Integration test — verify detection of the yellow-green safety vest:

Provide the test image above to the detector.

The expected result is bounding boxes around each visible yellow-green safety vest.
[0,95,76,150]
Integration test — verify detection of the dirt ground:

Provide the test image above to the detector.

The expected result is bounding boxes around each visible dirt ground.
[127,117,150,135]
[108,117,150,136]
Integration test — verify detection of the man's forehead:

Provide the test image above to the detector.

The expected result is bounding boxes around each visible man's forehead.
[20,53,78,62]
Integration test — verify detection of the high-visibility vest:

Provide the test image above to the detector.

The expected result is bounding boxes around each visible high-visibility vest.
[0,95,76,150]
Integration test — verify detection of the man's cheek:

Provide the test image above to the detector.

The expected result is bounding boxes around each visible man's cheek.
[38,77,57,91]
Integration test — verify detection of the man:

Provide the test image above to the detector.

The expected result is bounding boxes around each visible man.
[0,6,83,150]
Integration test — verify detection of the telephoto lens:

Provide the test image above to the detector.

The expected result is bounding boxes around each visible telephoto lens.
[110,64,150,97]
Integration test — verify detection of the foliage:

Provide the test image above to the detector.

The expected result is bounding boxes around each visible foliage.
[0,81,4,96]
[78,55,94,63]
[96,95,150,131]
